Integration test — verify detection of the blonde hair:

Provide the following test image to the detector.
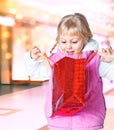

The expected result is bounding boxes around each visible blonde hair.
[50,13,93,53]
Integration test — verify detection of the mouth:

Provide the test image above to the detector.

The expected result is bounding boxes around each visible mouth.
[66,51,75,54]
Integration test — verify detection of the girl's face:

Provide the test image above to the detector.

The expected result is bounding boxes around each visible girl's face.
[58,34,84,55]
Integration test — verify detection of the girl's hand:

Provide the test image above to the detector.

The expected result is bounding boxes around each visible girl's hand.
[30,46,42,60]
[97,46,114,62]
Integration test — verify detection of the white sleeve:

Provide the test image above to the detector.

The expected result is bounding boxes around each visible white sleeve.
[99,61,114,81]
[24,51,51,81]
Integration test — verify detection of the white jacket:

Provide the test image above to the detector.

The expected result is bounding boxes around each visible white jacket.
[24,39,114,81]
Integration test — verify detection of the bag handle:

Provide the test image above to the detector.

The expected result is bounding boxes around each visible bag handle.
[86,51,97,64]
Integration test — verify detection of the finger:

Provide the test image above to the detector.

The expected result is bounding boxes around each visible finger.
[32,47,41,53]
[101,48,107,53]
[108,46,114,54]
[97,50,106,57]
[32,46,37,49]
[33,46,39,50]
[105,46,114,55]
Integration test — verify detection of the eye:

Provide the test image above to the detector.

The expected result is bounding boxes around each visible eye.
[61,40,66,44]
[72,41,78,44]
[61,41,66,44]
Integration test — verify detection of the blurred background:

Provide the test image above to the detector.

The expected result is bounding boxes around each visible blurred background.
[0,0,114,84]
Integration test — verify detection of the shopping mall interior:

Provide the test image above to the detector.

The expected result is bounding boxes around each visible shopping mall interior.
[0,0,114,130]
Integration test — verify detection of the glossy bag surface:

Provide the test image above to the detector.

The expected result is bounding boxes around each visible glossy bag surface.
[52,57,87,116]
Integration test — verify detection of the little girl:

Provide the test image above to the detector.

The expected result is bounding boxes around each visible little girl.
[24,13,114,130]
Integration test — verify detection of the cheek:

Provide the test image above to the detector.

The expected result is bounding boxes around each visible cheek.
[59,43,65,49]
[73,44,83,51]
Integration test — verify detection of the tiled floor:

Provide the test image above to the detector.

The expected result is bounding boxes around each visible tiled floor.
[0,81,47,130]
[0,80,114,130]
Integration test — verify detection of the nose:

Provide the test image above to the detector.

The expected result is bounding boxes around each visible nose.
[66,43,72,49]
